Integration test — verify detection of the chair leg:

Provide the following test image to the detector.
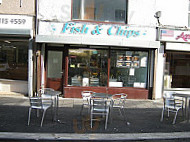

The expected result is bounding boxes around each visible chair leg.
[28,108,32,126]
[121,108,128,123]
[173,111,178,124]
[41,109,47,127]
[51,105,54,121]
[109,107,113,123]
[160,108,164,122]
[119,108,123,117]
[105,113,109,130]
[90,111,93,128]
[37,109,40,117]
[167,109,170,117]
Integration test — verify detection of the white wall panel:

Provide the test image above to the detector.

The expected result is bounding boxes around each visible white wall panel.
[128,0,157,26]
[156,0,188,27]
[38,0,71,22]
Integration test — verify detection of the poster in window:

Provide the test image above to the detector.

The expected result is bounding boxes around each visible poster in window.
[140,57,147,67]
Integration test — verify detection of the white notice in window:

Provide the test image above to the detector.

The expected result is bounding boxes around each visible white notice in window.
[140,57,147,67]
[129,68,135,76]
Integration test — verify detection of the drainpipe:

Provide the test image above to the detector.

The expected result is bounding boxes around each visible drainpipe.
[28,31,33,97]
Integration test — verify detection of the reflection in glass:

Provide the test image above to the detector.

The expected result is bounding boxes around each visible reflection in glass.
[72,0,127,23]
[68,49,108,87]
[47,51,63,78]
[0,41,28,80]
[164,51,190,88]
[110,50,148,88]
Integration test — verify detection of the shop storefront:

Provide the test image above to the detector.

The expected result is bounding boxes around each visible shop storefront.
[36,22,159,99]
[160,28,190,93]
[0,14,34,95]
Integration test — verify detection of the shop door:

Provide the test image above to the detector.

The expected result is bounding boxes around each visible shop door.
[46,50,64,92]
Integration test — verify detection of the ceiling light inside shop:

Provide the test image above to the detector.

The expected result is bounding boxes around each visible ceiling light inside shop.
[13,47,17,49]
[4,40,11,44]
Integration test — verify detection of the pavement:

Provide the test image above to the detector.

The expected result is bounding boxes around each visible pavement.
[0,91,190,141]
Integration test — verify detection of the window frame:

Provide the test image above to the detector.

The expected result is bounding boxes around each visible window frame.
[188,0,190,27]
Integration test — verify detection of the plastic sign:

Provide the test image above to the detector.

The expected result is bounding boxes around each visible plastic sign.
[38,21,156,41]
[0,14,33,29]
[160,29,190,43]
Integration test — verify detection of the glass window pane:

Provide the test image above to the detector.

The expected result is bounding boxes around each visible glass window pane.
[0,41,28,80]
[68,49,108,87]
[72,0,127,23]
[72,0,81,19]
[188,13,190,27]
[47,51,63,78]
[189,0,190,11]
[164,51,190,88]
[110,50,148,88]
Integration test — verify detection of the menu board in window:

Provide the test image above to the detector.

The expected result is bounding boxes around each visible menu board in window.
[116,54,140,68]
[116,55,131,68]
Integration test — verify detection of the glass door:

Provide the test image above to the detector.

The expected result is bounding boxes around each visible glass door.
[46,50,64,92]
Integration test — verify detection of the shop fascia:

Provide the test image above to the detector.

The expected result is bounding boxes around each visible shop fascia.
[39,21,156,40]
[160,28,190,43]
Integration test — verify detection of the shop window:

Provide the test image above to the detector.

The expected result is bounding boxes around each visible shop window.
[72,0,127,23]
[0,41,28,80]
[164,51,190,88]
[68,49,108,87]
[110,50,148,88]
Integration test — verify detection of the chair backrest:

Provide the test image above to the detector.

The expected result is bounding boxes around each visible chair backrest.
[37,88,54,97]
[90,97,109,111]
[81,91,95,101]
[112,93,127,108]
[29,97,43,109]
[163,92,175,107]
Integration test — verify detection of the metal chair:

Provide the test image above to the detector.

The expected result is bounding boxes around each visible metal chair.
[28,97,53,127]
[80,91,95,115]
[160,92,184,124]
[111,93,127,122]
[90,96,111,129]
[37,88,55,105]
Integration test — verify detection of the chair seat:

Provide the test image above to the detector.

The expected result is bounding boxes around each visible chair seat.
[166,105,182,110]
[93,107,109,112]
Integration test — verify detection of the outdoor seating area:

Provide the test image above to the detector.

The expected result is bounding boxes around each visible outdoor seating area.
[0,91,190,134]
[25,89,190,130]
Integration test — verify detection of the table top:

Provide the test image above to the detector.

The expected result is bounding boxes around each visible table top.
[42,90,61,97]
[174,93,190,98]
[91,93,112,98]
